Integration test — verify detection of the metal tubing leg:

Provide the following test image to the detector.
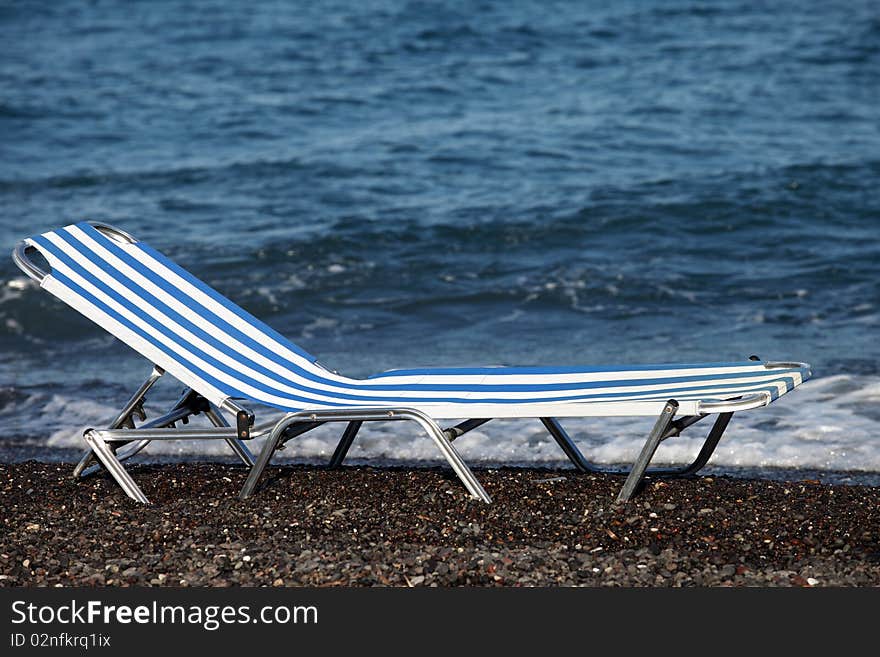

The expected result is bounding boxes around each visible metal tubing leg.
[616,400,678,503]
[73,366,165,478]
[540,417,603,473]
[240,409,491,503]
[72,454,97,479]
[80,438,156,478]
[677,412,732,475]
[79,395,235,502]
[416,416,491,503]
[238,420,325,494]
[77,405,196,477]
[542,414,712,474]
[648,412,733,477]
[205,404,254,467]
[82,430,150,504]
[240,432,284,499]
[328,421,363,468]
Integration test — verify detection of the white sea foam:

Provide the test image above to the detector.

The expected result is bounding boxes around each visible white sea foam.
[1,276,36,299]
[20,375,880,473]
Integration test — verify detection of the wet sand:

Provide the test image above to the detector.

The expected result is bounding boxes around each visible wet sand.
[1,461,878,587]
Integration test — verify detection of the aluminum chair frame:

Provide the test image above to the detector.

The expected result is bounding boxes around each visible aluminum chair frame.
[242,391,751,503]
[40,357,748,506]
[13,222,809,506]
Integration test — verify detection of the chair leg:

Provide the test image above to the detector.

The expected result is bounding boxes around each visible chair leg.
[78,402,193,477]
[82,430,150,504]
[240,410,491,503]
[328,421,363,468]
[677,412,732,475]
[240,432,284,499]
[74,365,164,478]
[415,415,491,503]
[542,412,733,491]
[543,414,707,473]
[540,417,604,473]
[616,400,678,503]
[73,448,98,478]
[78,439,152,478]
[648,412,734,478]
[224,437,255,467]
[239,421,325,499]
[205,404,254,467]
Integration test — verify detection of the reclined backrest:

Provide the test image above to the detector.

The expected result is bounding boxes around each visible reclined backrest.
[23,222,337,408]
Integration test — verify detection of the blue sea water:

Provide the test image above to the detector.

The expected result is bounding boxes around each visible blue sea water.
[1,0,878,475]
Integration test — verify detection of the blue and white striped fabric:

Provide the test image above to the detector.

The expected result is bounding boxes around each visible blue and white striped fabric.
[25,223,811,418]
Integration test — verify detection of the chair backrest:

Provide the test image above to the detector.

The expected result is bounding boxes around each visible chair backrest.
[16,222,812,418]
[22,222,347,409]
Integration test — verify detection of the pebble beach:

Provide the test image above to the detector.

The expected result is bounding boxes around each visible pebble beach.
[2,462,877,587]
[3,3,880,598]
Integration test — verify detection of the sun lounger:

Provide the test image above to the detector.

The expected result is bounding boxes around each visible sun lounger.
[13,222,811,504]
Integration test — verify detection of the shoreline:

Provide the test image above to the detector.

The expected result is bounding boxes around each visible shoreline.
[3,445,880,487]
[2,461,878,587]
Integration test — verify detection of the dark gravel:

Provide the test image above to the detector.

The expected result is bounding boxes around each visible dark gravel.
[2,461,878,587]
